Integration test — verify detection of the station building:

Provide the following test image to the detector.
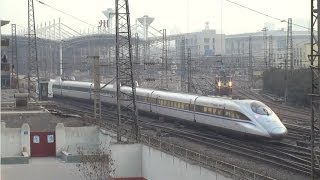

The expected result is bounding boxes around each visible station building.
[225,30,310,69]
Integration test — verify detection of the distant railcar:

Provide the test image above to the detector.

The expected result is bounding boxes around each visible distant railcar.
[215,74,232,96]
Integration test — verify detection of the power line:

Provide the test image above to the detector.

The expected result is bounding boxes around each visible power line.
[224,0,310,30]
[35,0,96,27]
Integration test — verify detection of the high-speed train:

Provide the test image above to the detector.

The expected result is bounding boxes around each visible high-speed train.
[51,79,288,139]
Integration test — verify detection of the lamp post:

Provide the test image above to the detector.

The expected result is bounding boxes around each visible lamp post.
[0,20,10,60]
[0,20,10,88]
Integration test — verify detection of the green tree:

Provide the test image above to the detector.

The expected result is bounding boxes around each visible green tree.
[263,68,311,106]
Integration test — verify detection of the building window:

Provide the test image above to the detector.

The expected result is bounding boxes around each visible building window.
[204,38,210,43]
[212,38,215,44]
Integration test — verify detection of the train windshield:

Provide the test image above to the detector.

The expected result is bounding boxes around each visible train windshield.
[251,101,273,115]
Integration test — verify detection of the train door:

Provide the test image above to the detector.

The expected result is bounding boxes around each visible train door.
[89,83,93,100]
[147,93,151,112]
[154,97,159,115]
[149,91,155,112]
[193,97,199,123]
[60,81,63,96]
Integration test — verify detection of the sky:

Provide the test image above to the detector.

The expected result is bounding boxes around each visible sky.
[0,0,310,36]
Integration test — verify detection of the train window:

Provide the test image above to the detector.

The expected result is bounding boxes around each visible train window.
[229,111,236,118]
[184,104,189,110]
[212,108,216,115]
[207,107,212,114]
[224,110,230,117]
[239,113,250,121]
[234,112,239,119]
[203,107,208,113]
[251,101,273,115]
[170,101,174,107]
[216,109,224,116]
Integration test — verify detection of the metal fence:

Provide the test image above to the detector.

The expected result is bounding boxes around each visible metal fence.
[139,134,275,180]
[95,119,275,180]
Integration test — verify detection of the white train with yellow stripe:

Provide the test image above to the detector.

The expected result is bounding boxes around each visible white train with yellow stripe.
[51,79,287,139]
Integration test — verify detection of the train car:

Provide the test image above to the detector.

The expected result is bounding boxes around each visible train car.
[52,79,287,139]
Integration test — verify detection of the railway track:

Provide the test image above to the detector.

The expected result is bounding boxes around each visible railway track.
[50,98,316,178]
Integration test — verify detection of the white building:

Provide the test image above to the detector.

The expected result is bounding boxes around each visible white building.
[175,28,226,57]
[225,29,310,69]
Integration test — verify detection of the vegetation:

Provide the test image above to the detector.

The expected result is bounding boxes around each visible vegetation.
[262,68,311,106]
[76,144,115,180]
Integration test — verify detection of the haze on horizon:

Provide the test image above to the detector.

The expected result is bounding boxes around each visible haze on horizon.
[0,0,310,36]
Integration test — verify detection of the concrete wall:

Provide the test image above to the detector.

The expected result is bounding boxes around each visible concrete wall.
[109,143,231,180]
[56,123,66,156]
[55,123,99,155]
[141,145,232,180]
[1,122,30,157]
[112,144,142,178]
[21,123,31,155]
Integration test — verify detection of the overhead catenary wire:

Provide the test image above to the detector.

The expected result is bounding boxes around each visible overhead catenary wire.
[224,0,310,30]
[35,0,96,27]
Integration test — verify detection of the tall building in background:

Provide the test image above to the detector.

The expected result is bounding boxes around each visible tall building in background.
[175,26,226,57]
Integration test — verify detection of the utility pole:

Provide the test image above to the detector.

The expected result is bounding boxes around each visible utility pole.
[92,56,101,119]
[262,27,268,69]
[269,35,273,68]
[284,18,293,104]
[59,18,63,76]
[180,37,186,92]
[11,24,18,89]
[28,0,40,100]
[161,29,168,89]
[164,29,168,89]
[287,18,293,75]
[134,33,140,83]
[115,0,139,142]
[309,0,320,179]
[135,33,139,64]
[187,48,192,93]
[249,36,253,88]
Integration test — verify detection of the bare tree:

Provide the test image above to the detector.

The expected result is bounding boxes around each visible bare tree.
[76,144,115,180]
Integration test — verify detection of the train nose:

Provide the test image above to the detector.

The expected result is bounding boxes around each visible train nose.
[270,127,288,138]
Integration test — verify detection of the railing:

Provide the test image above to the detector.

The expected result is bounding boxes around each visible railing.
[105,124,273,179]
[89,116,275,180]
